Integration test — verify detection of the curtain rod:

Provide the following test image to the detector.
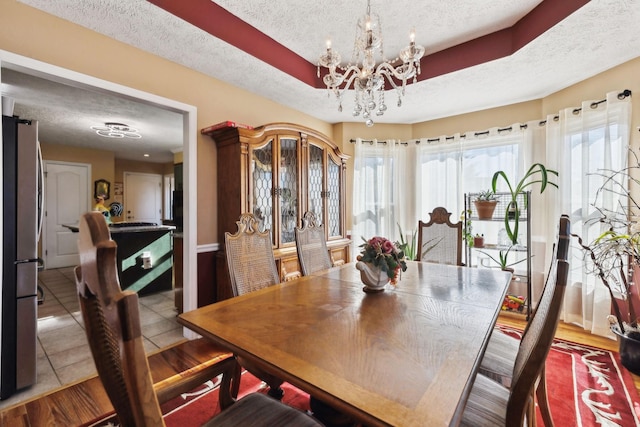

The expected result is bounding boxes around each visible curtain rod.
[350,89,632,144]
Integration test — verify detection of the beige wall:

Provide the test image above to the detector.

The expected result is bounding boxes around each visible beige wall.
[3,0,640,244]
[411,101,542,138]
[39,142,115,187]
[542,57,640,150]
[412,57,640,144]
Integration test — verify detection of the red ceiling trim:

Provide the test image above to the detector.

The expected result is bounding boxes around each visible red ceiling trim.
[147,0,589,89]
[147,0,319,86]
[513,0,590,51]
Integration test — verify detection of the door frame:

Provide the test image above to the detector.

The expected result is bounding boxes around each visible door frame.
[0,50,199,335]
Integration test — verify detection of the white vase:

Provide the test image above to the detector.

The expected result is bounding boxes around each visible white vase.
[356,261,390,293]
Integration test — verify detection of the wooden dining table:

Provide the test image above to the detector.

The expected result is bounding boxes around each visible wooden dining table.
[178,261,512,426]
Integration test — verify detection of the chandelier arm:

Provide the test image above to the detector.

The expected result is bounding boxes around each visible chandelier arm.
[376,61,418,82]
[376,69,401,91]
[327,65,366,92]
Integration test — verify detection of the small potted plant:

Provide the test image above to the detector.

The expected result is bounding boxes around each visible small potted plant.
[473,234,485,248]
[473,190,498,220]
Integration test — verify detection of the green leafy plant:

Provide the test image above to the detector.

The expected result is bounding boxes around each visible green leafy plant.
[477,245,527,271]
[491,163,558,245]
[574,231,639,335]
[572,149,640,336]
[474,190,498,201]
[420,236,444,259]
[396,223,417,261]
[461,209,473,246]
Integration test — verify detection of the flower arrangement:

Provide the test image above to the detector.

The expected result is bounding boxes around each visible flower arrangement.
[357,236,408,283]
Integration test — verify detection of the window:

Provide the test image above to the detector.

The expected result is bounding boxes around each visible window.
[353,131,523,246]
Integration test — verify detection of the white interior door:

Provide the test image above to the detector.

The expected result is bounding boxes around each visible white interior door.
[43,161,90,269]
[123,172,162,224]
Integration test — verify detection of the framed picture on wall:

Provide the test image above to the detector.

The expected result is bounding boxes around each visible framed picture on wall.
[94,179,110,200]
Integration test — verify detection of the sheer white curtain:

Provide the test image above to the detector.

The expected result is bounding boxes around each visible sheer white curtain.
[352,139,418,252]
[546,91,632,337]
[460,127,528,194]
[416,135,463,217]
[414,128,526,222]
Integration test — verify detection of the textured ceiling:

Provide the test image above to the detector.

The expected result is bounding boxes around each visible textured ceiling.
[3,0,640,160]
[1,69,183,163]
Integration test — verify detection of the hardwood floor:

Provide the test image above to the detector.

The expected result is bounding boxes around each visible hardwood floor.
[0,338,230,427]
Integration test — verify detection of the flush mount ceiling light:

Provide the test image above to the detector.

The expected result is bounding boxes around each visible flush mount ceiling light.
[317,0,424,127]
[91,122,142,139]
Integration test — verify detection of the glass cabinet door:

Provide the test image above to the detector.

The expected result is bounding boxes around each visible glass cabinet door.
[251,139,274,242]
[327,157,341,238]
[279,137,298,245]
[308,145,325,226]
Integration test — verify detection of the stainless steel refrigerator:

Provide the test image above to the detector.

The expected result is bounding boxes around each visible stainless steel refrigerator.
[1,115,42,399]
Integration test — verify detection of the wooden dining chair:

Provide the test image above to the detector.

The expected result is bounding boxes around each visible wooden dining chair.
[75,211,321,427]
[295,211,333,276]
[225,213,285,399]
[225,212,281,296]
[478,214,570,426]
[461,257,570,426]
[417,207,463,265]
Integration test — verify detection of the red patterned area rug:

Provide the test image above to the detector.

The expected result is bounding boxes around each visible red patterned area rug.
[88,329,640,426]
[162,371,309,427]
[498,324,640,427]
[88,370,309,427]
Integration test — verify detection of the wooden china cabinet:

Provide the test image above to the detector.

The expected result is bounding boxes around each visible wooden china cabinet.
[203,122,351,301]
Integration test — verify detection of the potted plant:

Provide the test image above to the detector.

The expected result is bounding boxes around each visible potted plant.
[477,245,527,273]
[473,234,485,248]
[473,190,499,220]
[491,163,558,245]
[397,223,417,260]
[572,150,640,374]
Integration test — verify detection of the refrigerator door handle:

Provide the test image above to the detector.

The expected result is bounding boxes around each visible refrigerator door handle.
[36,140,44,242]
[14,258,40,265]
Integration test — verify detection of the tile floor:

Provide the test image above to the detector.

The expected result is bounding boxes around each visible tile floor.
[0,267,185,411]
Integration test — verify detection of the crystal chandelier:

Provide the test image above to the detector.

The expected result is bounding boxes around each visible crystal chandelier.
[317,0,425,127]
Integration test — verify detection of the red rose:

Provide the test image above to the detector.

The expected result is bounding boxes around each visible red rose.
[382,239,394,254]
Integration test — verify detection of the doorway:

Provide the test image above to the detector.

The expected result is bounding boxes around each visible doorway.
[42,161,90,269]
[123,172,162,224]
[0,53,199,318]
